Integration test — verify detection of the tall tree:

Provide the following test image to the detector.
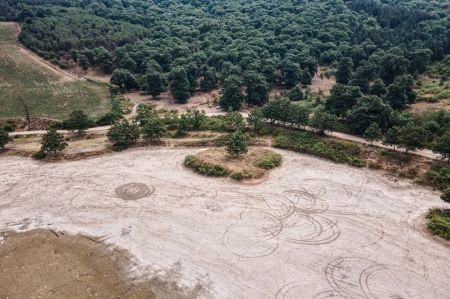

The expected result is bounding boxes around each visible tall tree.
[325,84,362,117]
[363,123,383,145]
[219,75,244,111]
[347,95,393,134]
[169,67,191,103]
[245,72,270,106]
[432,130,450,163]
[144,71,166,99]
[110,69,138,91]
[336,57,353,84]
[64,110,92,134]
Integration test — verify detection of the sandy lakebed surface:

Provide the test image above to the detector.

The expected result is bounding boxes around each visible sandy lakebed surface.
[1,147,449,298]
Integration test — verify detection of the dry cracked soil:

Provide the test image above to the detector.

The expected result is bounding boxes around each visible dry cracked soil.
[1,147,450,298]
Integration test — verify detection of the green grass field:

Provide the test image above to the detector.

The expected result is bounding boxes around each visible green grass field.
[0,22,111,120]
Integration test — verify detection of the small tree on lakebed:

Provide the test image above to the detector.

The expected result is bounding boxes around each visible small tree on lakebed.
[41,128,67,154]
[226,131,248,158]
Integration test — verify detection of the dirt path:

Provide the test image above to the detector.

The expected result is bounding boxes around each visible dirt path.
[9,113,443,161]
[5,22,79,83]
[0,148,449,298]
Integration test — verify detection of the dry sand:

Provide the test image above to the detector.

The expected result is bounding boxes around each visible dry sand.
[1,148,450,298]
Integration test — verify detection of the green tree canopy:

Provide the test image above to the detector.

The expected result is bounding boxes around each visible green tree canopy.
[41,128,67,154]
[169,67,191,103]
[226,131,248,158]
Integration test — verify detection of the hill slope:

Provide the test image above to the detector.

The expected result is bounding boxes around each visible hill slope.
[0,22,111,120]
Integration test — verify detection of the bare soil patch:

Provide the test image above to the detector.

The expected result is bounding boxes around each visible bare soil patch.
[185,147,281,182]
[309,67,335,96]
[0,230,193,298]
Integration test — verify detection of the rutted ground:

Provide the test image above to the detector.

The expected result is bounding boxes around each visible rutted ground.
[0,148,449,298]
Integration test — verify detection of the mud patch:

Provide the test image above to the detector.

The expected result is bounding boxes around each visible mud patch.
[0,229,197,298]
[115,183,154,200]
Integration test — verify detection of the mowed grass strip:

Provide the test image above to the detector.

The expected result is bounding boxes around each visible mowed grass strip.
[0,22,111,120]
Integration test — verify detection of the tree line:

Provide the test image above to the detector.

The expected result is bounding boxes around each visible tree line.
[1,0,448,106]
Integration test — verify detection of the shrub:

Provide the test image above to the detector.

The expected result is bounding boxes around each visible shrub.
[419,165,450,190]
[184,155,229,177]
[441,188,450,202]
[2,123,16,132]
[348,157,364,168]
[231,170,252,181]
[274,131,363,167]
[257,152,282,169]
[426,209,450,240]
[32,150,46,159]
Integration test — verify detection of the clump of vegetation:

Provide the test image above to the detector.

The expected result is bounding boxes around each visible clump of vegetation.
[184,148,282,181]
[106,120,140,151]
[426,209,450,240]
[63,110,93,134]
[274,131,363,167]
[184,155,230,177]
[257,152,282,169]
[419,164,450,191]
[0,128,12,150]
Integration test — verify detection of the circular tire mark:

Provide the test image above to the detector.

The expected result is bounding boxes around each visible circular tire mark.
[115,183,154,201]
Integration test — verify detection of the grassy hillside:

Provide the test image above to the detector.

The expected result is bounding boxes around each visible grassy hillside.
[0,22,111,120]
[416,56,450,103]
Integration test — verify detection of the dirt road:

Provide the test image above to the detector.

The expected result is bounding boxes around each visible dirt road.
[1,148,449,298]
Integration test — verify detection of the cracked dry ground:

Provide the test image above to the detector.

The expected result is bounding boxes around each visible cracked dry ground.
[0,147,449,298]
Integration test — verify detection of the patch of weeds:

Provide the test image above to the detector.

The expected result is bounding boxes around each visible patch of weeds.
[184,155,230,177]
[257,152,282,169]
[426,209,450,240]
[230,170,252,181]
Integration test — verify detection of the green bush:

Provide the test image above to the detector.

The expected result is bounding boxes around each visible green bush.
[184,155,229,177]
[32,150,46,160]
[257,152,282,169]
[230,170,252,181]
[420,165,450,190]
[2,123,16,132]
[348,157,364,168]
[274,131,363,167]
[441,187,450,202]
[427,209,450,240]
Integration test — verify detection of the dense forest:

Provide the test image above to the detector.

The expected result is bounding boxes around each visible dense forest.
[1,0,449,133]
